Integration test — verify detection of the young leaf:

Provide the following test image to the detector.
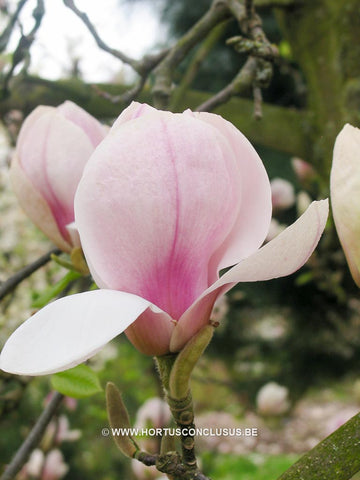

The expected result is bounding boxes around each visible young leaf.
[51,364,102,399]
[32,270,82,308]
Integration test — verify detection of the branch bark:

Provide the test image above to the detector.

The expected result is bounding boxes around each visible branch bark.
[277,412,360,480]
[0,75,309,158]
[0,248,60,301]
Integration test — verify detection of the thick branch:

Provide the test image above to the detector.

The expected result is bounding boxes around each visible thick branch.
[277,412,360,480]
[0,248,60,301]
[0,76,309,158]
[0,391,64,480]
[254,0,301,7]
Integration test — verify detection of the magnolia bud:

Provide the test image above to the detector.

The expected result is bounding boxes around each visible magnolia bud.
[270,178,295,211]
[256,382,290,416]
[11,101,107,251]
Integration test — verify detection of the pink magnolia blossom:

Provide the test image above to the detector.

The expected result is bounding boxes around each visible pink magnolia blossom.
[11,101,107,251]
[291,157,315,183]
[42,450,69,480]
[0,103,328,375]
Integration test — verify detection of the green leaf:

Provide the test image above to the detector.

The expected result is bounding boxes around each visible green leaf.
[51,364,103,399]
[32,270,82,308]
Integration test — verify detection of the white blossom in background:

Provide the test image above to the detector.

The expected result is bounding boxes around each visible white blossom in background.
[297,191,312,216]
[42,450,69,480]
[270,178,296,211]
[256,382,290,416]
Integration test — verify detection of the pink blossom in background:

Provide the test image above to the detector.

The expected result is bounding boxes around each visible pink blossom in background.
[0,103,328,375]
[10,101,107,251]
[291,157,315,183]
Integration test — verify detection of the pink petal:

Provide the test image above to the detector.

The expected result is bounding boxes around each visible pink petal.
[187,111,272,280]
[170,200,328,351]
[57,100,107,147]
[0,290,171,375]
[75,112,243,320]
[45,113,95,234]
[10,152,72,252]
[111,101,158,130]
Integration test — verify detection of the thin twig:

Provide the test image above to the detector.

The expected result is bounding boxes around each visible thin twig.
[196,57,257,112]
[170,22,229,111]
[2,0,45,94]
[62,0,138,70]
[253,84,263,119]
[152,0,231,109]
[0,0,29,53]
[0,391,64,480]
[0,248,60,301]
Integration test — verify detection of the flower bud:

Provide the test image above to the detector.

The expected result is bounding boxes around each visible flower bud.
[291,157,315,183]
[42,449,68,480]
[11,101,107,251]
[296,191,312,216]
[256,382,290,416]
[26,449,44,477]
[270,178,295,211]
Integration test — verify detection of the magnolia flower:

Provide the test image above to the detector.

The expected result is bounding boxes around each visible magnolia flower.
[256,382,290,416]
[135,398,171,430]
[291,157,315,183]
[24,449,44,478]
[0,103,328,375]
[11,101,107,252]
[296,190,312,216]
[270,178,296,211]
[42,450,69,480]
[331,124,360,286]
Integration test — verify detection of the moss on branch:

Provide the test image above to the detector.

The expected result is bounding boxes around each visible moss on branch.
[0,75,309,159]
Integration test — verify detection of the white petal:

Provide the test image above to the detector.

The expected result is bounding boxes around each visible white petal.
[0,290,169,375]
[170,200,328,351]
[206,199,328,289]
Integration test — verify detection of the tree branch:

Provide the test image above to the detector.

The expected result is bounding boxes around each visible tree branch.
[0,391,64,480]
[196,56,257,112]
[0,75,310,158]
[2,0,45,95]
[62,0,168,77]
[170,21,229,111]
[277,412,360,480]
[152,0,231,108]
[62,0,137,69]
[0,247,60,301]
[0,0,29,53]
